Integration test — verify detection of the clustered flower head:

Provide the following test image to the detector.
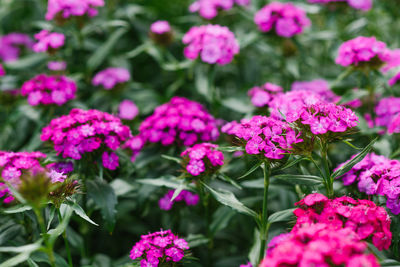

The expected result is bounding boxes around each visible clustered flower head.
[291,79,340,103]
[41,109,132,170]
[294,193,392,250]
[189,0,250,19]
[336,36,391,68]
[336,153,400,215]
[222,115,303,159]
[32,30,65,53]
[254,2,311,38]
[248,82,283,108]
[374,97,400,133]
[159,189,199,210]
[181,143,224,176]
[21,74,77,106]
[92,67,131,90]
[0,151,46,203]
[119,100,139,120]
[129,229,189,267]
[183,24,240,65]
[46,0,105,21]
[285,102,359,136]
[48,61,67,71]
[308,0,372,11]
[150,21,171,35]
[0,33,33,62]
[47,161,74,174]
[389,71,400,87]
[260,223,380,267]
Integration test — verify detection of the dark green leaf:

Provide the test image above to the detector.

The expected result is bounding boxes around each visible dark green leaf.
[161,154,181,164]
[4,54,47,70]
[66,200,98,226]
[271,174,324,186]
[218,173,242,190]
[210,207,236,235]
[279,157,310,171]
[238,161,263,180]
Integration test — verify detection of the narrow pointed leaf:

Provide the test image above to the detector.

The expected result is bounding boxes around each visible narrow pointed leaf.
[161,154,181,164]
[66,200,98,226]
[271,174,324,186]
[268,208,296,224]
[238,161,263,180]
[218,173,242,189]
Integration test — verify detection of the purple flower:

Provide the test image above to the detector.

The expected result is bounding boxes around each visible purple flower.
[46,0,105,21]
[388,71,400,87]
[150,21,171,34]
[101,151,119,170]
[0,64,5,76]
[119,100,139,120]
[248,82,283,108]
[92,67,130,90]
[33,30,65,53]
[189,0,250,19]
[375,97,400,133]
[291,79,340,103]
[158,190,199,210]
[181,143,224,176]
[347,0,372,11]
[0,33,33,62]
[48,61,67,71]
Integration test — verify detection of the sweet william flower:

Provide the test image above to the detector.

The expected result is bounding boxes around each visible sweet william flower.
[48,61,67,71]
[46,0,105,21]
[158,190,199,210]
[0,33,33,62]
[0,64,4,76]
[248,82,283,108]
[118,100,139,120]
[181,143,224,177]
[92,67,130,90]
[189,0,250,19]
[150,21,171,34]
[33,30,65,53]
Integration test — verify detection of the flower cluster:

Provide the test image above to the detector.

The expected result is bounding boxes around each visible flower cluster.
[48,61,67,71]
[308,0,372,11]
[32,30,65,53]
[0,64,4,77]
[374,97,400,133]
[261,223,379,267]
[389,71,400,87]
[285,102,358,136]
[45,0,105,21]
[41,109,132,170]
[254,2,311,38]
[222,116,303,159]
[0,151,46,203]
[181,143,224,176]
[294,193,392,250]
[150,21,171,35]
[129,229,189,266]
[92,67,131,90]
[248,82,283,108]
[47,161,74,174]
[159,190,199,210]
[189,0,250,19]
[0,33,33,62]
[291,79,340,103]
[119,100,139,120]
[336,36,391,68]
[336,153,400,214]
[182,24,240,65]
[21,74,77,106]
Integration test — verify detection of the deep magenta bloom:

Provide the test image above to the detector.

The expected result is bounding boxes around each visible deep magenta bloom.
[118,100,139,120]
[158,190,199,210]
[0,33,33,62]
[0,151,46,203]
[129,230,189,266]
[92,67,130,90]
[222,116,303,160]
[189,0,250,19]
[41,109,132,170]
[254,2,310,38]
[46,0,105,20]
[47,161,74,174]
[374,97,400,133]
[260,223,379,267]
[21,74,77,106]
[388,71,400,87]
[308,0,372,11]
[291,79,340,103]
[248,82,283,107]
[150,21,171,34]
[183,24,239,65]
[294,193,392,250]
[336,36,391,67]
[33,30,65,53]
[181,143,224,176]
[0,64,4,76]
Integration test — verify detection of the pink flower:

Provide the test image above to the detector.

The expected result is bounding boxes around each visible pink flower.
[118,100,139,120]
[46,0,105,21]
[48,61,67,71]
[101,151,119,170]
[189,0,250,19]
[33,30,65,53]
[375,97,400,133]
[0,33,33,62]
[181,143,224,176]
[0,64,5,76]
[158,190,199,210]
[150,21,171,34]
[388,71,400,86]
[248,82,283,107]
[92,67,130,90]
[291,79,340,103]
[347,0,372,11]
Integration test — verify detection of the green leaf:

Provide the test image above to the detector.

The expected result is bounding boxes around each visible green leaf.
[126,43,149,58]
[238,161,263,180]
[170,182,186,202]
[66,200,98,226]
[248,228,261,266]
[217,146,244,152]
[221,97,254,114]
[186,234,209,248]
[0,225,23,245]
[3,204,31,214]
[380,259,400,266]
[4,54,47,70]
[47,206,56,230]
[210,207,236,235]
[218,173,242,190]
[331,137,377,179]
[342,140,362,150]
[110,179,135,196]
[241,178,264,189]
[136,176,193,190]
[268,208,296,224]
[202,182,257,218]
[86,179,117,232]
[0,252,31,267]
[0,240,42,253]
[161,154,181,164]
[279,157,310,171]
[271,174,324,186]
[48,204,73,245]
[87,28,127,70]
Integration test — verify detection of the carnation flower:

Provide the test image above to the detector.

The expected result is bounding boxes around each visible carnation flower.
[92,67,130,90]
[388,71,400,86]
[158,189,199,210]
[374,97,400,133]
[47,161,74,174]
[150,21,171,34]
[0,33,33,62]
[181,143,224,176]
[261,223,380,266]
[48,61,67,71]
[118,100,139,120]
[41,109,132,170]
[129,229,189,266]
[308,0,372,11]
[33,30,65,53]
[21,74,77,106]
[248,82,283,108]
[294,193,392,250]
[183,24,239,65]
[46,0,105,21]
[189,0,250,19]
[222,116,303,159]
[254,2,311,38]
[336,36,391,68]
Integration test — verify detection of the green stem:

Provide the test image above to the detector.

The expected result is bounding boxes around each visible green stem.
[320,143,333,198]
[57,209,73,267]
[258,162,271,264]
[198,183,213,266]
[331,67,354,88]
[34,208,56,267]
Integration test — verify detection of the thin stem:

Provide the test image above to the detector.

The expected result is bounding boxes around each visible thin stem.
[34,208,56,267]
[331,67,354,88]
[258,162,271,264]
[58,209,73,267]
[320,143,333,198]
[198,183,213,266]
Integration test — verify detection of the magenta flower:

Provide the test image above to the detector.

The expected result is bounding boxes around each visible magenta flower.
[150,21,171,34]
[158,190,199,210]
[254,2,310,38]
[0,64,4,76]
[183,24,239,65]
[291,79,340,103]
[308,0,372,11]
[248,82,283,108]
[21,74,77,106]
[0,33,33,62]
[374,97,400,133]
[181,143,224,176]
[189,0,250,19]
[33,30,65,53]
[46,0,105,21]
[92,67,130,90]
[48,61,67,71]
[118,100,139,120]
[388,71,400,86]
[41,109,132,170]
[129,230,189,265]
[47,162,74,174]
